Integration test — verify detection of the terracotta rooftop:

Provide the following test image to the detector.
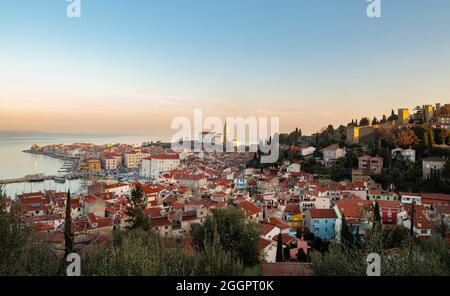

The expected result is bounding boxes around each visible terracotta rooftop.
[261,262,313,276]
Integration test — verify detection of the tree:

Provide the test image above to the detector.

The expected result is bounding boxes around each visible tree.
[383,225,410,249]
[312,228,450,276]
[0,185,60,275]
[284,244,291,261]
[304,232,315,241]
[443,160,450,179]
[373,201,382,233]
[434,128,446,145]
[326,124,334,134]
[125,183,149,230]
[381,114,387,123]
[395,128,419,148]
[64,190,74,261]
[192,207,260,266]
[360,117,370,127]
[340,214,355,249]
[82,229,244,276]
[388,109,398,121]
[276,233,283,262]
[297,248,308,262]
[372,117,379,125]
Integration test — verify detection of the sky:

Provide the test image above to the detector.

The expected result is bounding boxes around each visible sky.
[0,0,450,138]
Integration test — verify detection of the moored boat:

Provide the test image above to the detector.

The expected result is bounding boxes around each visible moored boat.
[53,176,66,183]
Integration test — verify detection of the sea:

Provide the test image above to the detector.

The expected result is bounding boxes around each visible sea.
[0,131,164,198]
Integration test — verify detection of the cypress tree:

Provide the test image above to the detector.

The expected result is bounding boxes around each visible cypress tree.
[340,214,355,249]
[297,248,308,262]
[276,233,283,262]
[284,244,291,261]
[64,189,74,261]
[374,201,382,225]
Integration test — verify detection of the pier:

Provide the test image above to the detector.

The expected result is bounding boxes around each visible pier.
[0,175,55,185]
[0,174,82,185]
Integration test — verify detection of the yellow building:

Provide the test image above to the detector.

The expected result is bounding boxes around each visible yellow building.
[288,213,303,229]
[346,125,379,145]
[87,158,101,172]
[423,104,434,122]
[398,108,410,123]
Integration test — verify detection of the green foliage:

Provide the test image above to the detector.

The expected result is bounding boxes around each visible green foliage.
[311,244,367,276]
[0,186,61,276]
[125,184,149,230]
[329,157,352,181]
[64,190,74,260]
[340,214,356,249]
[82,229,244,276]
[382,226,410,249]
[433,128,447,145]
[311,237,329,253]
[279,128,302,146]
[373,202,381,226]
[191,207,260,266]
[276,233,283,262]
[359,117,370,127]
[311,223,450,276]
[284,244,291,261]
[297,248,308,262]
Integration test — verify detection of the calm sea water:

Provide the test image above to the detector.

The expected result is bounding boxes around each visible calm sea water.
[0,132,162,197]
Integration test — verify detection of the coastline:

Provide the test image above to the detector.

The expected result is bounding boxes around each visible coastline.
[22,149,79,161]
[0,150,81,186]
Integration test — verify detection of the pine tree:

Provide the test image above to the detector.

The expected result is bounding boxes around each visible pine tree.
[64,190,74,261]
[126,183,149,230]
[276,233,284,262]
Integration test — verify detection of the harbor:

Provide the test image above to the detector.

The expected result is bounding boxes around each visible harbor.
[0,146,82,186]
[0,173,82,185]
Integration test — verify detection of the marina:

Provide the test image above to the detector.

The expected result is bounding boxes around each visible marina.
[0,173,82,185]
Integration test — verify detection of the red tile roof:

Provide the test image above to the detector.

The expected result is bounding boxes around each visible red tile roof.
[239,200,261,216]
[150,217,172,227]
[308,208,337,219]
[260,223,276,236]
[272,234,296,245]
[258,238,273,251]
[261,263,313,276]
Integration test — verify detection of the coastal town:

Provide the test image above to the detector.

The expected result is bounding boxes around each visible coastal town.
[1,103,449,276]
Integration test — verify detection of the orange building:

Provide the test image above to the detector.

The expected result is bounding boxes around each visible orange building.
[87,158,101,172]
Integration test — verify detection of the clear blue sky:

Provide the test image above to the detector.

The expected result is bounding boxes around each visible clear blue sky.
[1,0,450,136]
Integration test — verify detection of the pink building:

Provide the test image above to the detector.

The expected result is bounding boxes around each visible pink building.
[358,155,384,175]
